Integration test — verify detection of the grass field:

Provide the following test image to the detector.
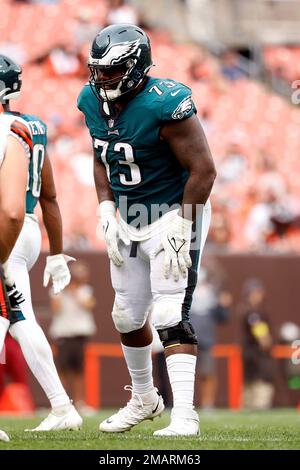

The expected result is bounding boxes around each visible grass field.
[0,409,299,450]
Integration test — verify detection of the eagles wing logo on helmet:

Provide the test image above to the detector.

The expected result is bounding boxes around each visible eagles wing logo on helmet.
[172,96,194,120]
[91,39,141,66]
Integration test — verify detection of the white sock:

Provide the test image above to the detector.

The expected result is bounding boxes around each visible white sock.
[121,343,154,395]
[9,319,70,408]
[0,317,9,363]
[166,353,196,410]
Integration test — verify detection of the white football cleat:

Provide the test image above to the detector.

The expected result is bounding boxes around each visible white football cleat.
[153,407,200,437]
[99,386,164,433]
[0,429,10,442]
[25,404,82,432]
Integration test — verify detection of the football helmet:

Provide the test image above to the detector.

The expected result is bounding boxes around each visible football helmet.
[88,24,153,101]
[0,55,22,104]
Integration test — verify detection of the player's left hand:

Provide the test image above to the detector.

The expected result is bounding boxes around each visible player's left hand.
[43,254,76,294]
[6,283,25,309]
[153,214,193,281]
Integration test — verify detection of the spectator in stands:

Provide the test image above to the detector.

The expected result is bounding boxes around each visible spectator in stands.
[218,143,248,185]
[221,50,247,81]
[74,9,102,48]
[0,42,26,65]
[106,0,139,26]
[64,230,93,251]
[244,178,300,249]
[189,49,214,82]
[32,44,86,78]
[49,261,97,415]
[208,199,232,249]
[191,262,232,410]
[199,107,214,139]
[239,278,274,410]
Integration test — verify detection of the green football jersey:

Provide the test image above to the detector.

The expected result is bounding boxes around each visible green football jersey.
[77,77,197,225]
[5,112,47,214]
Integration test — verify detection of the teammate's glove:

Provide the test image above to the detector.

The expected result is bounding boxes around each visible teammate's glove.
[6,283,25,309]
[153,214,193,281]
[2,261,25,314]
[97,201,129,267]
[43,254,75,294]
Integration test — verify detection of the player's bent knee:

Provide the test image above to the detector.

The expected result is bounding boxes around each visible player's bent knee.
[151,296,183,330]
[157,321,198,349]
[112,302,146,334]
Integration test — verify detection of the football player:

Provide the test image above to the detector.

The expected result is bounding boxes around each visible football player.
[0,79,36,441]
[78,24,216,436]
[0,55,82,431]
[0,266,15,442]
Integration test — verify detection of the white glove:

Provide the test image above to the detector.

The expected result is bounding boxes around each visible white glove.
[97,201,129,267]
[43,254,75,294]
[153,214,193,281]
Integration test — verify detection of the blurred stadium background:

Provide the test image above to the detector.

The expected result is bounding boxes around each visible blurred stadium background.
[0,0,300,414]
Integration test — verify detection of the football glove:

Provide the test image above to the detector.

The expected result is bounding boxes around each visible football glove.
[6,283,25,309]
[1,261,25,322]
[43,254,75,295]
[153,214,193,281]
[97,201,129,267]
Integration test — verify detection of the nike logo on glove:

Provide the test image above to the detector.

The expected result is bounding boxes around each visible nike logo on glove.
[167,236,186,254]
[171,90,180,97]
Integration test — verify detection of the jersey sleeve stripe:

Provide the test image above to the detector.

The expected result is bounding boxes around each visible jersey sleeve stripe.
[10,121,33,150]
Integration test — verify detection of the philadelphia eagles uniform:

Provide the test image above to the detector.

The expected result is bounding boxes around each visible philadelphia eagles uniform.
[78,76,211,331]
[1,111,47,320]
[82,23,216,437]
[4,112,47,214]
[0,53,82,432]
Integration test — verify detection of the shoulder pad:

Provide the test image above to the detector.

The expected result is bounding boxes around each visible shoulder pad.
[10,118,33,158]
[158,81,196,122]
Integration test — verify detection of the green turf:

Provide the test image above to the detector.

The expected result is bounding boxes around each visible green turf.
[0,409,299,450]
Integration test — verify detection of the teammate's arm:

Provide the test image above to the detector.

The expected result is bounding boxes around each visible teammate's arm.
[0,136,28,262]
[160,113,216,220]
[39,152,63,255]
[39,152,75,294]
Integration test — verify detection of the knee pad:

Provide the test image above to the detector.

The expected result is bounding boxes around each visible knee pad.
[112,301,147,334]
[157,321,198,348]
[151,294,184,330]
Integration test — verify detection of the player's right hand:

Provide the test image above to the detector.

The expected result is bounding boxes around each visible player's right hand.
[98,215,129,267]
[97,200,129,267]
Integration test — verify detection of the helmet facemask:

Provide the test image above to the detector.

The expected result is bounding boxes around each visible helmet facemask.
[88,55,145,102]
